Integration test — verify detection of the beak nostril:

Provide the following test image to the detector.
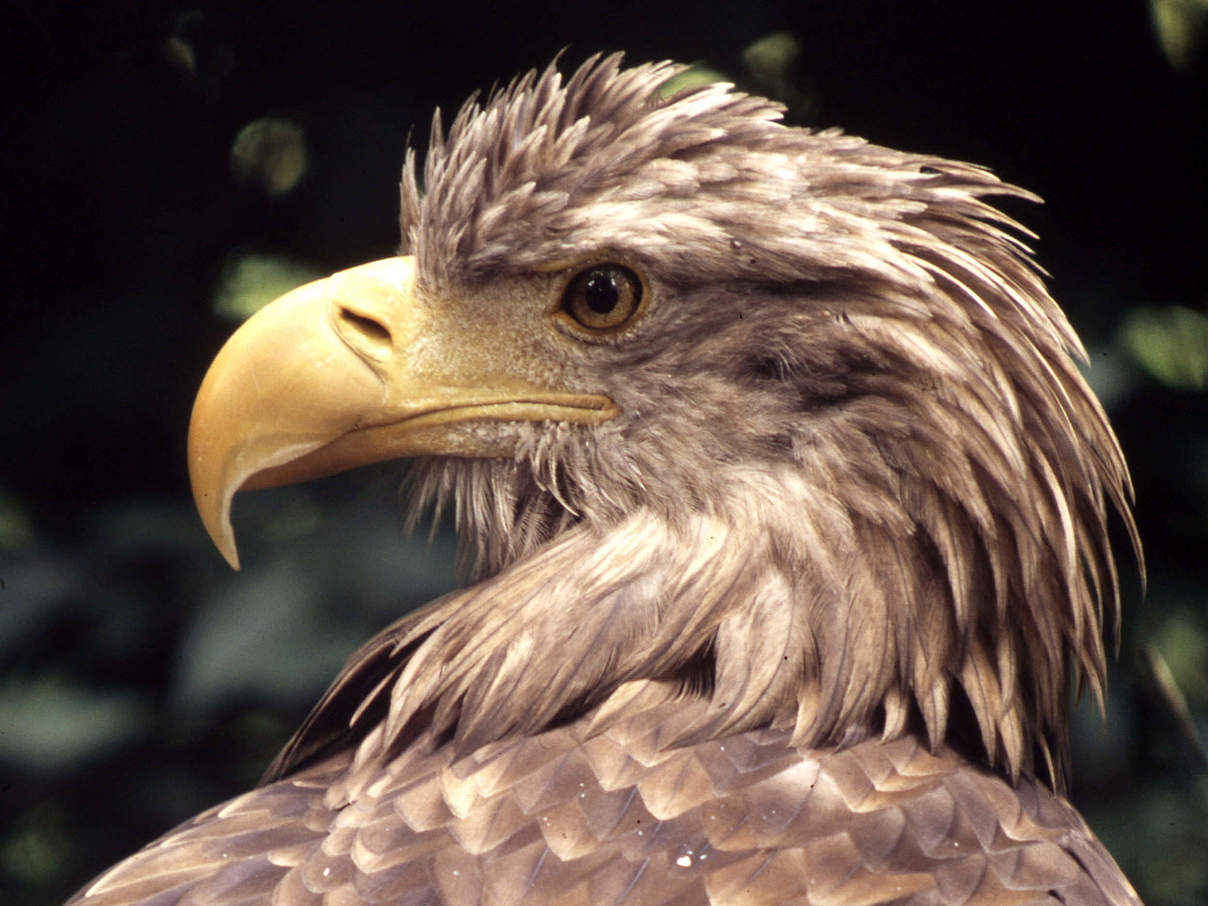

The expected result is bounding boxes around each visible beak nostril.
[338,307,392,346]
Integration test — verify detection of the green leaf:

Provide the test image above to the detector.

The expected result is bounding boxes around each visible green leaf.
[211,253,320,321]
[1119,305,1208,391]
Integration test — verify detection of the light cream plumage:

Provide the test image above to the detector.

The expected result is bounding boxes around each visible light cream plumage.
[68,54,1143,905]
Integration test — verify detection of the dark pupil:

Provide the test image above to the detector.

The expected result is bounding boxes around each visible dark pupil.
[583,270,620,314]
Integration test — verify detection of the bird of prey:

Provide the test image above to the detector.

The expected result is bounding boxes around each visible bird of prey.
[69,54,1144,905]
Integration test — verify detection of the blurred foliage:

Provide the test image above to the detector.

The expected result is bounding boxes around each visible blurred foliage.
[230,117,308,197]
[0,676,147,771]
[1152,0,1208,70]
[658,64,731,97]
[212,253,320,321]
[1121,305,1208,391]
[0,490,34,553]
[742,32,817,121]
[661,32,817,121]
[4,3,1207,905]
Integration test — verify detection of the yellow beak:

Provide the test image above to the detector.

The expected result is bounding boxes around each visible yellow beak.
[188,256,616,568]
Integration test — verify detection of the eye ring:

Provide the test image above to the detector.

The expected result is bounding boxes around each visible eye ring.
[560,263,646,333]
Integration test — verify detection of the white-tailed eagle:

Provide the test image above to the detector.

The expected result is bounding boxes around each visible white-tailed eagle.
[69,54,1143,906]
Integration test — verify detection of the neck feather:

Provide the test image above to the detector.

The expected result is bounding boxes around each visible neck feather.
[345,440,1118,790]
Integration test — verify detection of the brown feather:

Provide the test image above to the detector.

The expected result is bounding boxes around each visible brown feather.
[73,697,1139,906]
[68,54,1142,905]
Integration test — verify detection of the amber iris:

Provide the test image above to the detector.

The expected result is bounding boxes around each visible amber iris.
[562,264,643,331]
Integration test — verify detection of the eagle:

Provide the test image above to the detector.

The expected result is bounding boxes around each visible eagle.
[68,54,1143,905]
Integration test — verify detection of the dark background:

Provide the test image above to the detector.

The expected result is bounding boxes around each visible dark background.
[3,2,1207,904]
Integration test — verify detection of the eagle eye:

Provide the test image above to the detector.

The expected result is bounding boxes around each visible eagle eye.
[561,264,644,332]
